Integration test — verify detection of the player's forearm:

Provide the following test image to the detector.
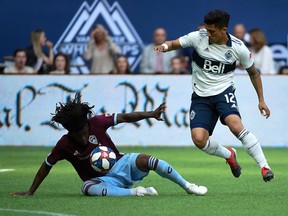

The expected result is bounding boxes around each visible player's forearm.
[117,111,154,123]
[246,65,265,102]
[163,39,182,51]
[250,73,265,102]
[28,162,51,194]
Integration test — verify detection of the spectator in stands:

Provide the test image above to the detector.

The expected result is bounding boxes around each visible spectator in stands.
[249,28,277,75]
[233,24,250,46]
[49,53,70,75]
[178,23,205,72]
[233,24,250,74]
[170,56,190,74]
[26,29,54,74]
[4,49,35,74]
[84,24,118,74]
[110,55,131,74]
[140,28,177,74]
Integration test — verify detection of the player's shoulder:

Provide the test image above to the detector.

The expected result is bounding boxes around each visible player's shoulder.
[89,113,113,120]
[199,28,208,37]
[53,134,70,151]
[56,134,69,145]
[89,113,115,125]
[229,34,245,48]
[185,29,207,38]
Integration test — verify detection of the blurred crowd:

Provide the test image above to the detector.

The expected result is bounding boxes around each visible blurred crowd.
[1,23,287,75]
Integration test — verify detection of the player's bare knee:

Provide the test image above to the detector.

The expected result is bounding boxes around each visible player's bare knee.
[191,134,207,149]
[136,154,150,172]
[191,128,209,149]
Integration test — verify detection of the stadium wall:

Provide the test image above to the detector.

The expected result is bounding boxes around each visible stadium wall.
[0,75,287,147]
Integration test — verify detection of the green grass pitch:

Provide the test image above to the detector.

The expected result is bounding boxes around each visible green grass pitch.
[0,146,287,216]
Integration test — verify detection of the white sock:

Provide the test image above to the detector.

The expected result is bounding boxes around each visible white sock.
[238,129,270,169]
[202,139,231,159]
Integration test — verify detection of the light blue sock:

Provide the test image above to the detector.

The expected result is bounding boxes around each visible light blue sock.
[149,157,188,188]
[82,180,133,196]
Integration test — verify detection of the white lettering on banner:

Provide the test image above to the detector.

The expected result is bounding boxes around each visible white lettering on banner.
[0,76,287,147]
[203,60,225,73]
[54,0,144,73]
[271,44,288,67]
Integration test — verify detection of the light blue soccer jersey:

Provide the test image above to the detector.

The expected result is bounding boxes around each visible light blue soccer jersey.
[179,29,253,96]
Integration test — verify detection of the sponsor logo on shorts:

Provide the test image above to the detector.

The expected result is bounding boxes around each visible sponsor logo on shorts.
[190,110,196,120]
[102,188,107,196]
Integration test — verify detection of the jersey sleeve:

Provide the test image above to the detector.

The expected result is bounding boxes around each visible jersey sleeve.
[179,30,203,48]
[238,44,254,69]
[89,114,116,130]
[45,140,66,167]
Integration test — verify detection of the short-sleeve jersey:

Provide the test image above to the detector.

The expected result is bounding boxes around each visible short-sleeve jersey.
[45,113,124,181]
[179,29,254,96]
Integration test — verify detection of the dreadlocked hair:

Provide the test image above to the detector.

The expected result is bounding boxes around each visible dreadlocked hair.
[51,97,94,132]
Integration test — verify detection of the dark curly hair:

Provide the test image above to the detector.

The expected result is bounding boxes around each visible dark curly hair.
[51,95,94,132]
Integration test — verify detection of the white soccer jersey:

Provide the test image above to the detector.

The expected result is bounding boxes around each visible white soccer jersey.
[179,29,253,96]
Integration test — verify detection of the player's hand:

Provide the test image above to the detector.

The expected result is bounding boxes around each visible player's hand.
[258,101,270,119]
[153,102,166,121]
[154,45,167,53]
[11,191,33,196]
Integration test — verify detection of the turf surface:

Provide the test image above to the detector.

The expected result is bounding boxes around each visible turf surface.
[0,146,287,216]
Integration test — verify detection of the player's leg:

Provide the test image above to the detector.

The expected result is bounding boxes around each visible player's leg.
[190,92,232,160]
[81,178,153,196]
[191,128,231,158]
[225,114,274,181]
[135,154,207,195]
[191,127,241,178]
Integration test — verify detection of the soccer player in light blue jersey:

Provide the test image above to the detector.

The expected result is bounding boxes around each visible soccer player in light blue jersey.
[154,9,274,182]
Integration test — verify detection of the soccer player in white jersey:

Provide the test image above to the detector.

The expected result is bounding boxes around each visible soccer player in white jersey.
[154,9,274,182]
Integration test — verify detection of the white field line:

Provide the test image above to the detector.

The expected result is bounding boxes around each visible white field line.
[0,169,15,172]
[0,208,76,216]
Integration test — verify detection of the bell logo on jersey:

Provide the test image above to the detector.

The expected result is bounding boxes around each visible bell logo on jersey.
[203,59,225,74]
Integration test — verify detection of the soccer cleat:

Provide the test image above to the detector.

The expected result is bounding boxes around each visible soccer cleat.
[226,148,241,178]
[184,183,208,196]
[261,167,275,182]
[134,186,158,196]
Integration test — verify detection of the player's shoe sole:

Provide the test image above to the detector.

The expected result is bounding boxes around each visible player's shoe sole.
[262,167,275,182]
[184,183,208,196]
[226,148,241,178]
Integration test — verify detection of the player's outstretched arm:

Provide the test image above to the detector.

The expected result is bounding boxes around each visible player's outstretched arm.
[154,39,182,52]
[117,102,166,123]
[246,64,270,118]
[12,162,52,196]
